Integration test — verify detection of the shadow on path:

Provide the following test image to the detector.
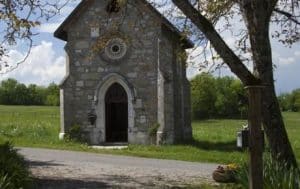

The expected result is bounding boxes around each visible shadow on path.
[33,178,111,189]
[185,139,240,152]
[26,160,64,167]
[26,161,185,189]
[32,176,188,189]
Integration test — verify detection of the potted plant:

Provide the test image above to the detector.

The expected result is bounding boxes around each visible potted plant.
[212,163,238,183]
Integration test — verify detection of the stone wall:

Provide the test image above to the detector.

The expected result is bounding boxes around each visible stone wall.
[59,0,192,145]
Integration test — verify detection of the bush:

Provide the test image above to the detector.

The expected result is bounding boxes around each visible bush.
[0,142,32,189]
[148,123,160,137]
[235,154,300,189]
[65,124,86,143]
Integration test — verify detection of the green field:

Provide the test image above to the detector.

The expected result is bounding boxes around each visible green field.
[0,105,299,164]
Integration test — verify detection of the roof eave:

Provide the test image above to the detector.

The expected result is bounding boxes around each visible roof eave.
[54,0,93,41]
[54,26,67,41]
[165,25,193,49]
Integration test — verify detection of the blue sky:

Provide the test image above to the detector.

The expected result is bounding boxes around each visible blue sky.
[1,1,299,94]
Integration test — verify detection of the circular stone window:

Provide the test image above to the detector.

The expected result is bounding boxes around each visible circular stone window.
[104,38,127,61]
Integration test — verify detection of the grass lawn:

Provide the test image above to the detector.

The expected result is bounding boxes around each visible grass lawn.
[0,105,299,165]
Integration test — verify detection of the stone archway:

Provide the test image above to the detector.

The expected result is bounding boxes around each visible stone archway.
[95,73,135,144]
[105,83,128,142]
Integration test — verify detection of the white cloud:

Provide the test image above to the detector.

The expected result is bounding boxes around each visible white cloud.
[278,57,295,65]
[1,41,66,86]
[295,51,300,57]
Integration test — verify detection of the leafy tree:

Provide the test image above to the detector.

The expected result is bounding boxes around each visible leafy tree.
[214,77,245,118]
[0,78,18,105]
[278,89,300,112]
[278,93,291,111]
[27,84,47,105]
[15,83,29,105]
[191,74,246,119]
[170,0,299,167]
[45,83,60,106]
[191,73,216,119]
[0,78,59,106]
[0,0,71,73]
[292,89,300,111]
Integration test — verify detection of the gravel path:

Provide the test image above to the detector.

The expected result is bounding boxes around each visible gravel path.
[19,148,218,188]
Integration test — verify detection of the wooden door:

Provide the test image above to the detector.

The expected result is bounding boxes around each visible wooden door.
[105,83,128,142]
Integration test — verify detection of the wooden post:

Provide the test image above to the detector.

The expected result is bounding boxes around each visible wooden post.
[246,86,264,189]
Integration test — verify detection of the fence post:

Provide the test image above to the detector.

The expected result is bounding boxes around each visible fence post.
[246,85,264,189]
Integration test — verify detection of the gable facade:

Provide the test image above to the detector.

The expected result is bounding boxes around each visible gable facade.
[55,0,193,145]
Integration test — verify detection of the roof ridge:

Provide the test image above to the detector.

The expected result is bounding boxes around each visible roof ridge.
[54,0,193,48]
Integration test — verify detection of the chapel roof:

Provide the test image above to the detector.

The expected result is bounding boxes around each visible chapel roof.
[54,0,194,49]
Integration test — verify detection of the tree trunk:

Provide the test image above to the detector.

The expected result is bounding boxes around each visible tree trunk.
[262,86,298,167]
[172,0,298,167]
[240,0,298,167]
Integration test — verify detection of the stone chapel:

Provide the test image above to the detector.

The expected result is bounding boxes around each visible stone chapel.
[54,0,193,145]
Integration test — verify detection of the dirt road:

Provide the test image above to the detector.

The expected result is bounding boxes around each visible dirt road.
[19,148,218,188]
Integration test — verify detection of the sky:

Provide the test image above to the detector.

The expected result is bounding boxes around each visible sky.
[0,1,299,94]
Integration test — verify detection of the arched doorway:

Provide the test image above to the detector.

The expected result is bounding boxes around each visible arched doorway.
[105,83,128,142]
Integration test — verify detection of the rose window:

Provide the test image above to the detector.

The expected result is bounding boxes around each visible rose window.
[104,38,127,61]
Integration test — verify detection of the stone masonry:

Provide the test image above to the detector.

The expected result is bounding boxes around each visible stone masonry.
[54,0,193,145]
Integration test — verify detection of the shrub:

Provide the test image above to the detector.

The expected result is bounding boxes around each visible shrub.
[235,154,300,189]
[0,142,32,189]
[65,124,86,143]
[148,123,160,137]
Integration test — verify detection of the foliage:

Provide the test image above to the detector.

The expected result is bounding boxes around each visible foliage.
[0,78,59,106]
[235,154,300,189]
[0,142,32,189]
[0,0,71,73]
[65,124,86,143]
[191,73,246,120]
[167,0,300,65]
[191,73,217,119]
[148,123,160,136]
[45,83,60,106]
[278,89,300,112]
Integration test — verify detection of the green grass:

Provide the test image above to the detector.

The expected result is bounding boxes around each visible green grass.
[282,111,300,159]
[0,105,299,164]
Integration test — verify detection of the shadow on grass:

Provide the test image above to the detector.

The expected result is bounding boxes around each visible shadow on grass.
[185,139,241,152]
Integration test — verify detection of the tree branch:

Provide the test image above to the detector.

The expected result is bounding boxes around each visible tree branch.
[172,0,259,85]
[274,8,300,25]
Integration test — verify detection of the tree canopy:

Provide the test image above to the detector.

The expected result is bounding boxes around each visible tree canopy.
[0,78,59,106]
[191,74,247,119]
[278,89,300,112]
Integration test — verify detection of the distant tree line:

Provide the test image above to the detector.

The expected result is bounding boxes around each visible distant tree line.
[278,89,300,112]
[191,74,300,120]
[0,78,59,106]
[191,73,247,120]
